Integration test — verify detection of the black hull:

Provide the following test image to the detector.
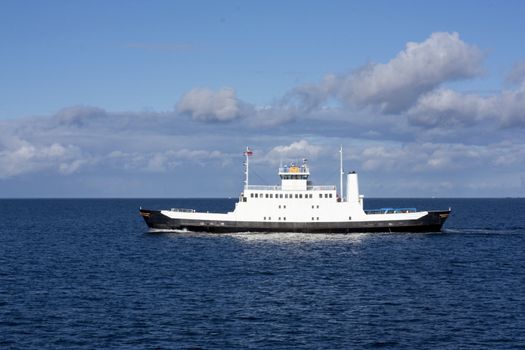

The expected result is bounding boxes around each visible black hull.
[139,209,451,233]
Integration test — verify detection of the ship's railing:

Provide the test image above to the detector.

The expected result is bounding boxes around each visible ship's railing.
[245,185,282,190]
[307,185,336,190]
[170,208,196,213]
[365,208,417,214]
[244,185,336,191]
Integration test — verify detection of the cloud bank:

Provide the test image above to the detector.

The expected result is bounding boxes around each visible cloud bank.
[1,32,524,197]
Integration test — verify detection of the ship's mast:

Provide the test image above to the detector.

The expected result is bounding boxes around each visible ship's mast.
[244,147,253,188]
[339,145,344,201]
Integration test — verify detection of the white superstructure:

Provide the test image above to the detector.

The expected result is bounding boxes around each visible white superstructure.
[158,149,426,224]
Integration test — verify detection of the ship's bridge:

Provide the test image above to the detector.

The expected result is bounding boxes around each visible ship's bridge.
[279,162,310,190]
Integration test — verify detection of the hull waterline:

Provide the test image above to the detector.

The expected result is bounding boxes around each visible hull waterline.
[140,209,451,234]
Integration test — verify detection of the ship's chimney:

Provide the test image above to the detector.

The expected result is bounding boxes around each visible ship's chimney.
[346,171,360,204]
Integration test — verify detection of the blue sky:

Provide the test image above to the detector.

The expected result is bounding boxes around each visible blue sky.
[1,0,525,197]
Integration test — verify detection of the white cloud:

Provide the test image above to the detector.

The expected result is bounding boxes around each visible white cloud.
[407,86,525,128]
[0,138,84,178]
[338,32,483,113]
[261,140,323,165]
[176,87,251,122]
[407,89,489,127]
[358,142,525,173]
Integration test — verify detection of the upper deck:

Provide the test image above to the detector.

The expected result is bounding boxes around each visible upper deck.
[245,185,335,191]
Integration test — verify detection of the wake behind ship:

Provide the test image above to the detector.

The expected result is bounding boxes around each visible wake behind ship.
[140,147,450,233]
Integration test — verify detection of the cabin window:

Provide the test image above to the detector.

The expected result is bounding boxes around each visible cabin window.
[250,193,254,198]
[295,194,298,198]
[319,194,323,198]
[329,194,332,198]
[264,217,266,220]
[312,217,314,220]
[283,205,286,209]
[317,217,319,220]
[278,217,281,220]
[324,194,328,198]
[311,205,314,209]
[280,194,283,198]
[255,193,258,198]
[299,194,302,199]
[260,193,263,198]
[349,216,351,220]
[316,205,319,209]
[283,217,286,220]
[265,194,268,198]
[279,205,281,209]
[243,197,247,202]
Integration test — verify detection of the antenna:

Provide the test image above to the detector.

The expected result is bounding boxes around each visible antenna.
[339,145,344,201]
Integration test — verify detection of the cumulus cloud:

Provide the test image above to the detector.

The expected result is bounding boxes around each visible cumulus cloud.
[358,142,525,173]
[176,87,252,122]
[407,89,489,127]
[338,32,484,113]
[407,86,525,128]
[261,140,323,165]
[0,137,84,178]
[99,148,228,173]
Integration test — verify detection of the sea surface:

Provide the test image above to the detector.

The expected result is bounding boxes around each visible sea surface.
[1,198,525,349]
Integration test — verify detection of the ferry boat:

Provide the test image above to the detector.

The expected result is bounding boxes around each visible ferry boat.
[139,147,451,233]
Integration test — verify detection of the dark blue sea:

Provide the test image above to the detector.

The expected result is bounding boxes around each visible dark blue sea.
[1,198,525,349]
